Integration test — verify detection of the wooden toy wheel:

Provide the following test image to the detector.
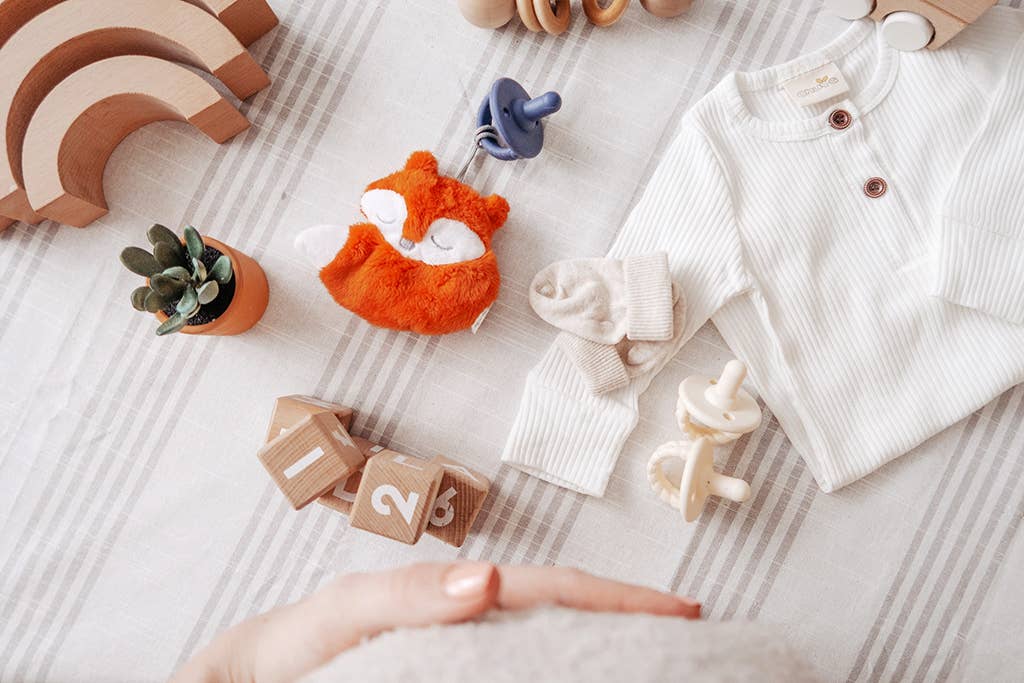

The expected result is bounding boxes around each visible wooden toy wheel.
[881,11,935,51]
[531,0,571,34]
[581,0,630,27]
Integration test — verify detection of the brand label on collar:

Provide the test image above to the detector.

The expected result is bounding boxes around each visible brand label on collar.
[781,62,850,106]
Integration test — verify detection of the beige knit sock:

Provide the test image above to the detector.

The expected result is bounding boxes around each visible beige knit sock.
[530,253,674,344]
[621,284,687,378]
[557,285,686,396]
[557,333,631,395]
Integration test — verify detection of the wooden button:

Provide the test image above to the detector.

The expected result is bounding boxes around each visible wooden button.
[864,177,888,198]
[829,109,852,130]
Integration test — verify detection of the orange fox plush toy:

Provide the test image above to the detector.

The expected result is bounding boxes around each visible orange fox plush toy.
[295,152,510,335]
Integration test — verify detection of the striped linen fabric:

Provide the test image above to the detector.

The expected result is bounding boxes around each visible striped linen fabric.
[1,1,1022,681]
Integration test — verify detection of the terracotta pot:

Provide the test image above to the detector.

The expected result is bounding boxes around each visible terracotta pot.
[154,236,269,336]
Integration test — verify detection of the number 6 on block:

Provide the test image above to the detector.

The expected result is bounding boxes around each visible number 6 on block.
[430,487,457,527]
[425,455,491,548]
[349,450,443,544]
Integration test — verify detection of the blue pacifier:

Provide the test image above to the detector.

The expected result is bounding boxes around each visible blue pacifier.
[456,77,562,178]
[476,77,562,161]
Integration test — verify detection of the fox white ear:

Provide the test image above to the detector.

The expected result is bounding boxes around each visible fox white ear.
[295,224,351,269]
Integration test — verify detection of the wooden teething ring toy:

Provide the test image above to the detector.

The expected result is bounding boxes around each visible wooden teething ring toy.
[581,0,630,26]
[459,0,692,33]
[515,0,543,31]
[517,0,571,34]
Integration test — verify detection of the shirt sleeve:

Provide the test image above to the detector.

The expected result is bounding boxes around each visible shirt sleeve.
[501,120,750,496]
[933,8,1024,323]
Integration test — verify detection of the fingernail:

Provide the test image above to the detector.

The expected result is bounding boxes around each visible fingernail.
[677,596,701,618]
[444,563,494,599]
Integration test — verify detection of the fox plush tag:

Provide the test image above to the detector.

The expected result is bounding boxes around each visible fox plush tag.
[296,152,509,335]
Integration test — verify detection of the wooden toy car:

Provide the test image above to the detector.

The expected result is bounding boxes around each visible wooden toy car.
[825,0,997,50]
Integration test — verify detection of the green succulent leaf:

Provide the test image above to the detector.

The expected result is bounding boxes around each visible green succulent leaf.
[155,312,188,336]
[191,257,207,283]
[120,247,161,277]
[153,240,186,268]
[209,254,233,284]
[176,285,199,318]
[184,225,204,260]
[197,280,219,305]
[130,286,149,312]
[143,290,168,313]
[147,224,179,246]
[150,273,187,298]
[162,266,191,281]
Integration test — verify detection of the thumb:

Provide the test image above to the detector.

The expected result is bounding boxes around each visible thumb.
[246,562,499,682]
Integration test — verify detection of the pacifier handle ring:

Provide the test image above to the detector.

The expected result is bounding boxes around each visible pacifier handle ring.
[476,96,520,162]
[647,440,692,509]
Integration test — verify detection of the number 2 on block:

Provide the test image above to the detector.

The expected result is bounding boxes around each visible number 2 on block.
[371,484,420,525]
[430,487,457,527]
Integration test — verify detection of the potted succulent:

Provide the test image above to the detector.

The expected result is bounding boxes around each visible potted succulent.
[120,224,269,336]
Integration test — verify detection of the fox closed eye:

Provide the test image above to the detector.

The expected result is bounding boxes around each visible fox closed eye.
[361,189,407,234]
[418,218,485,265]
[430,235,453,251]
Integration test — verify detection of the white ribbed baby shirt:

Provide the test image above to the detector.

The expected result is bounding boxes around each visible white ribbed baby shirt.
[503,8,1024,495]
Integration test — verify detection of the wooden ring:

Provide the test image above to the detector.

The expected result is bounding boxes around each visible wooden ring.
[582,0,630,27]
[516,0,543,31]
[532,0,571,35]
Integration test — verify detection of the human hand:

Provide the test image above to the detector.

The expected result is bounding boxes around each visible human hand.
[170,562,700,683]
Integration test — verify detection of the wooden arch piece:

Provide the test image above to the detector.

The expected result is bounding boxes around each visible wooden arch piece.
[192,0,279,46]
[23,55,250,227]
[0,0,270,226]
[0,0,277,49]
[0,0,62,48]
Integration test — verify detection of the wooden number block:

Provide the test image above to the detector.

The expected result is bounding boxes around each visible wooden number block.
[266,395,354,442]
[317,437,387,515]
[350,451,443,545]
[257,412,365,509]
[425,456,490,547]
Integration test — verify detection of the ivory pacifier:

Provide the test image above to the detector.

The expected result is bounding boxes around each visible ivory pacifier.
[676,359,761,444]
[648,439,752,522]
[650,359,760,523]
